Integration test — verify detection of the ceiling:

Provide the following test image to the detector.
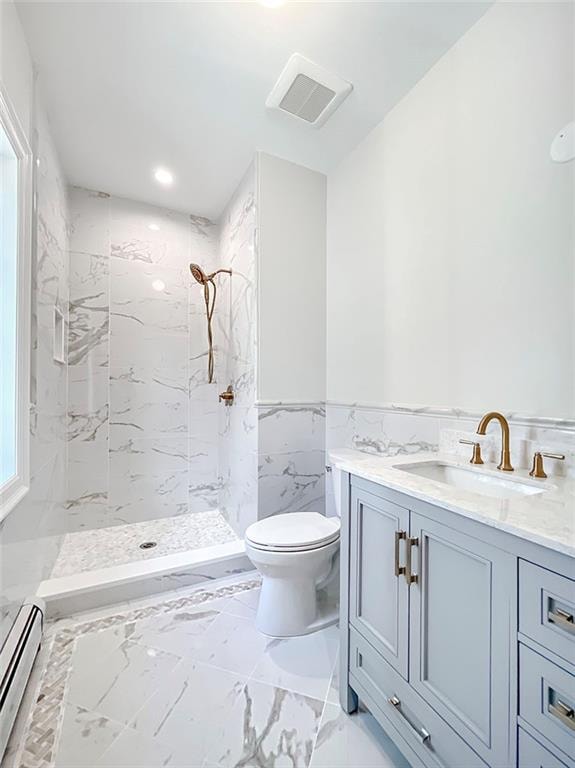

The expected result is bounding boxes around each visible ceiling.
[17,1,489,219]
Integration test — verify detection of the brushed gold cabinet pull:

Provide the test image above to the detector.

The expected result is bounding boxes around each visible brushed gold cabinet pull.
[388,695,430,743]
[548,607,575,634]
[405,537,419,585]
[394,531,406,577]
[548,700,575,731]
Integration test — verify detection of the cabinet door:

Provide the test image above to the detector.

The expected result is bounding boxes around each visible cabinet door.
[350,486,410,679]
[409,511,515,768]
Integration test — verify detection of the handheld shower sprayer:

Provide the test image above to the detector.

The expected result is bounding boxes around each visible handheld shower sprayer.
[189,263,231,383]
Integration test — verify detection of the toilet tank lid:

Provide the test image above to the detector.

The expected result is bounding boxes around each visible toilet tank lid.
[246,512,340,550]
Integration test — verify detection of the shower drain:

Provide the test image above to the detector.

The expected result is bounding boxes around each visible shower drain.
[139,541,157,550]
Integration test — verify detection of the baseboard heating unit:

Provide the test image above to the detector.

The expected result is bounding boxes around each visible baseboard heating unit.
[0,603,43,760]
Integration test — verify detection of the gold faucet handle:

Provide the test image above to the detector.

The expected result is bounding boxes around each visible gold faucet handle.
[459,439,484,465]
[219,385,234,405]
[529,451,565,479]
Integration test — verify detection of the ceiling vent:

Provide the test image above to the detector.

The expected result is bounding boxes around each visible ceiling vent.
[266,54,352,129]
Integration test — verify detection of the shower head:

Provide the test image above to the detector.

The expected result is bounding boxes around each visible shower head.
[189,263,208,284]
[189,264,232,284]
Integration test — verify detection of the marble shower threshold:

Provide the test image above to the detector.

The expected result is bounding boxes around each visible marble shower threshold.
[38,510,252,619]
[38,539,252,619]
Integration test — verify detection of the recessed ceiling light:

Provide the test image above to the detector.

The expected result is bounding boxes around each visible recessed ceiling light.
[154,167,174,185]
[151,279,166,292]
[148,223,160,231]
[259,0,286,7]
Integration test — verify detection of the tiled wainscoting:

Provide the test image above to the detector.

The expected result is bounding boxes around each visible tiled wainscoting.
[325,402,575,515]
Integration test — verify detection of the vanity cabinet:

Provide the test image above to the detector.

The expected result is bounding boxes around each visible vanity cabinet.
[349,487,410,678]
[408,511,515,765]
[340,473,574,768]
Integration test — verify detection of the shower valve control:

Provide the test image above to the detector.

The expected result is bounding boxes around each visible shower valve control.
[219,385,234,406]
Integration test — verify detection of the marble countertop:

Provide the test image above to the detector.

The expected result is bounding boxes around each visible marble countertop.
[329,449,575,558]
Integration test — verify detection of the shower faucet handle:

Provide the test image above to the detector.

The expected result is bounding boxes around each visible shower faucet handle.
[219,385,234,406]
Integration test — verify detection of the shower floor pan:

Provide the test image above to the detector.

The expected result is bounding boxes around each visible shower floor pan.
[38,510,252,619]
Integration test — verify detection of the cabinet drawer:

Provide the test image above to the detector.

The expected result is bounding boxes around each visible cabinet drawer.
[519,560,575,664]
[349,627,488,768]
[518,728,571,768]
[519,644,575,761]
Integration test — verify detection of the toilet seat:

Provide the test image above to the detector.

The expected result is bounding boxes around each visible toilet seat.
[246,512,340,553]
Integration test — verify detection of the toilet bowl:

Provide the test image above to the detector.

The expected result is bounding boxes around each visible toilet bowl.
[245,512,340,638]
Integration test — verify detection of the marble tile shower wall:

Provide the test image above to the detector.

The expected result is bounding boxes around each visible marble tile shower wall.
[0,108,69,648]
[66,188,221,531]
[216,164,259,536]
[325,403,575,515]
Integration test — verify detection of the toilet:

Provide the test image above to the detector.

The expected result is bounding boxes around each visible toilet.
[245,510,341,638]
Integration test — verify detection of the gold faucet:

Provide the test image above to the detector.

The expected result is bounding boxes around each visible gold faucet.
[476,411,514,472]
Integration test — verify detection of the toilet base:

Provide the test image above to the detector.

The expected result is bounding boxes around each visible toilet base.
[256,586,339,638]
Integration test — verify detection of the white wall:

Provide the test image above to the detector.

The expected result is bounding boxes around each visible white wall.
[0,1,34,138]
[327,2,574,418]
[257,152,327,403]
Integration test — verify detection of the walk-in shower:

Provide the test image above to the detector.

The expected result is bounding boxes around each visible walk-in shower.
[34,174,258,615]
[190,263,231,383]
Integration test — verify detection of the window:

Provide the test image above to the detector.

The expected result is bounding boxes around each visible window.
[0,86,32,520]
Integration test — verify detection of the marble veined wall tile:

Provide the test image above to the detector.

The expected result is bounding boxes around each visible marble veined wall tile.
[68,252,109,368]
[110,436,189,476]
[69,187,110,256]
[258,405,326,455]
[258,449,326,518]
[110,196,191,267]
[217,163,259,535]
[108,469,189,525]
[256,405,326,519]
[326,405,440,457]
[109,366,189,438]
[68,368,109,443]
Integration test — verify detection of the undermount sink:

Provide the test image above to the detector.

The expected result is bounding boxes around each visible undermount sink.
[394,461,546,500]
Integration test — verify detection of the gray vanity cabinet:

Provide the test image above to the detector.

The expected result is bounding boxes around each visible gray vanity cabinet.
[408,511,515,766]
[343,475,516,768]
[349,487,410,678]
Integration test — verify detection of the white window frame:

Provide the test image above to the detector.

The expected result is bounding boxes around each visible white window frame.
[0,84,32,522]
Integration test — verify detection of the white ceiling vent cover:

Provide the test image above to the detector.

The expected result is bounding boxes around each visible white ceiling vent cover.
[266,54,352,129]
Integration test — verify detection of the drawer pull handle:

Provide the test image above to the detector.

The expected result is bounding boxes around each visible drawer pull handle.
[405,537,419,585]
[549,700,575,731]
[548,608,575,635]
[388,695,430,743]
[394,531,406,577]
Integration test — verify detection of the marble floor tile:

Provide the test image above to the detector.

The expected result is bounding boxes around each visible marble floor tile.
[187,611,269,675]
[128,607,220,657]
[94,725,180,768]
[67,639,181,724]
[131,659,248,766]
[206,678,324,768]
[72,623,138,671]
[15,576,408,768]
[55,705,124,768]
[251,625,339,701]
[310,704,411,768]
